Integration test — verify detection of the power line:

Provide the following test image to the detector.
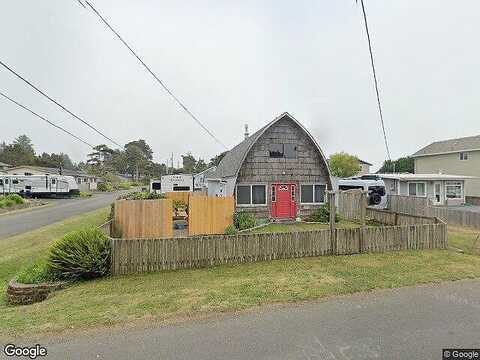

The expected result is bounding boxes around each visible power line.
[0,91,94,149]
[356,0,391,161]
[0,60,123,148]
[84,1,228,150]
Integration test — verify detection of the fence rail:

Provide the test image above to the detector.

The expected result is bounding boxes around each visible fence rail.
[111,221,447,275]
[388,195,480,229]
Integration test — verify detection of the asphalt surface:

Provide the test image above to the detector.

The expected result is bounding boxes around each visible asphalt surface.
[0,191,125,239]
[21,279,480,360]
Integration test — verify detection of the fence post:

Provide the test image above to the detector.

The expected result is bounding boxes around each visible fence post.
[359,191,367,253]
[329,191,337,255]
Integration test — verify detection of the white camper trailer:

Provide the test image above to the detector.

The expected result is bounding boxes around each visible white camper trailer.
[150,174,194,194]
[0,174,79,197]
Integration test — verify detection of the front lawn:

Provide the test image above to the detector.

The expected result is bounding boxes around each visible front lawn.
[249,221,360,233]
[1,213,480,339]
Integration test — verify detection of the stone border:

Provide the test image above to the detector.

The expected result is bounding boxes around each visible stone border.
[6,279,69,306]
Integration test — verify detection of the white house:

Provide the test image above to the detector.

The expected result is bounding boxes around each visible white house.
[376,173,475,206]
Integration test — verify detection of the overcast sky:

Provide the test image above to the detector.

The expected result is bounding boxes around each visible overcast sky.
[1,0,478,170]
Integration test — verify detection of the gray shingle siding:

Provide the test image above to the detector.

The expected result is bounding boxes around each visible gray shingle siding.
[213,112,332,218]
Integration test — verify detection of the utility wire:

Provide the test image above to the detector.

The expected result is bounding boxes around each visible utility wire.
[0,60,122,148]
[0,91,94,148]
[84,1,228,150]
[356,0,391,160]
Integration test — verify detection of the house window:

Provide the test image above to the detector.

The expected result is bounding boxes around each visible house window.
[12,180,19,184]
[236,184,267,206]
[269,144,284,158]
[24,172,33,176]
[0,179,3,186]
[252,185,266,204]
[236,185,251,205]
[284,144,297,159]
[52,179,56,184]
[408,182,426,197]
[291,185,296,201]
[271,185,276,202]
[460,152,469,161]
[446,181,462,199]
[269,144,297,159]
[300,184,326,204]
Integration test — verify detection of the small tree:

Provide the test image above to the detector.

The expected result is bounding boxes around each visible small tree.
[329,152,361,178]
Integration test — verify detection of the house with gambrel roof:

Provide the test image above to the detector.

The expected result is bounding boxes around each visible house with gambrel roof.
[208,112,332,219]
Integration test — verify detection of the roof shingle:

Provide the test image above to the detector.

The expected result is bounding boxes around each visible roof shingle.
[413,135,480,157]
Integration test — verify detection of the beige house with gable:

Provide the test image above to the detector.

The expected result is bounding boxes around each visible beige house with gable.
[412,135,480,203]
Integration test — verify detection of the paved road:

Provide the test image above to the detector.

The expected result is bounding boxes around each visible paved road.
[0,192,125,239]
[28,279,480,360]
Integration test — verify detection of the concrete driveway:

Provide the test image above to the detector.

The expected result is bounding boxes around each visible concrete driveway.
[0,191,126,239]
[27,279,480,360]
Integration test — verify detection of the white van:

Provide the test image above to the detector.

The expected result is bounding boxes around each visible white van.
[337,178,387,209]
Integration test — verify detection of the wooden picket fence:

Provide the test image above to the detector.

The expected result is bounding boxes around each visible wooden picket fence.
[113,199,173,238]
[110,220,447,275]
[388,194,480,229]
[337,190,367,223]
[188,196,235,236]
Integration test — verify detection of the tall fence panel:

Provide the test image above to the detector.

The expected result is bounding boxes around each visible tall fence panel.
[113,199,173,239]
[111,221,447,275]
[188,196,235,236]
[337,190,366,223]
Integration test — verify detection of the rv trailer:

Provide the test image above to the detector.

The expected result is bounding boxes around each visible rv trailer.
[0,174,79,197]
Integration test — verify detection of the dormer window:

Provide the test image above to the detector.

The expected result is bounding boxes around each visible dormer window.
[460,152,469,160]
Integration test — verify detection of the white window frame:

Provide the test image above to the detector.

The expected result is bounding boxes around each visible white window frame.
[459,152,469,161]
[300,183,326,205]
[236,184,267,207]
[445,181,463,200]
[407,181,427,197]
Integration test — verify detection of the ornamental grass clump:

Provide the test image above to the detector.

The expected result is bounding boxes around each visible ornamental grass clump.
[47,228,111,280]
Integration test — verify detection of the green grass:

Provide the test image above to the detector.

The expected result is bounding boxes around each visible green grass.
[249,221,360,233]
[1,211,480,339]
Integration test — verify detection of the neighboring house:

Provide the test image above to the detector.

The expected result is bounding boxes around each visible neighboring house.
[412,135,480,203]
[358,159,372,175]
[376,173,474,206]
[208,112,332,219]
[5,165,98,192]
[193,166,216,192]
[0,162,11,174]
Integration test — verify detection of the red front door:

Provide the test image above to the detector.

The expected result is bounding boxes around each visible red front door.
[271,183,297,219]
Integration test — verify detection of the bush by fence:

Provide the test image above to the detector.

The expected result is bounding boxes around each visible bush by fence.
[110,220,447,275]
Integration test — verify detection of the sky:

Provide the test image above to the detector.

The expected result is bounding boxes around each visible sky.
[0,0,479,171]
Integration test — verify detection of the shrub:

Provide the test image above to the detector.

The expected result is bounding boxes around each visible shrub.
[224,224,237,235]
[0,198,15,208]
[172,199,187,211]
[16,260,57,284]
[47,228,111,280]
[6,193,25,204]
[114,181,131,190]
[97,182,114,192]
[233,212,256,230]
[78,191,93,198]
[306,203,340,223]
